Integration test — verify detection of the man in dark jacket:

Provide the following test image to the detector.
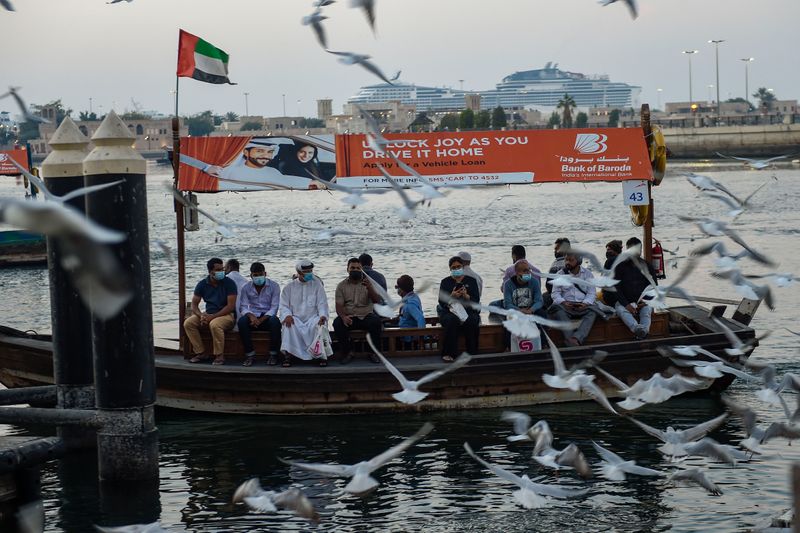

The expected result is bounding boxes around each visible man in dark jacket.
[612,237,657,340]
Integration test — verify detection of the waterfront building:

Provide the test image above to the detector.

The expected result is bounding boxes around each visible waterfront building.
[348,62,641,112]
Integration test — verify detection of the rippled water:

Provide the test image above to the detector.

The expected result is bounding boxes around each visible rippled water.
[2,162,800,532]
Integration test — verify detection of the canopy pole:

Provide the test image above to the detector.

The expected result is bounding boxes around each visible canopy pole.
[172,75,187,349]
[640,104,654,264]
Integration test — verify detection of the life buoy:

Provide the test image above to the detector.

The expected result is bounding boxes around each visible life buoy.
[630,204,649,226]
[649,125,667,185]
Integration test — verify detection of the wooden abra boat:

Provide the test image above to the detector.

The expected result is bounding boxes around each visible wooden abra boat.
[0,302,758,414]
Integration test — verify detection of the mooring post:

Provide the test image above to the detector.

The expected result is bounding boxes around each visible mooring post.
[40,117,96,450]
[83,111,159,481]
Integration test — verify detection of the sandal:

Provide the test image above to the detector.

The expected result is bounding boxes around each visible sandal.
[319,359,328,367]
[442,355,455,363]
[282,355,292,368]
[212,356,226,366]
[189,354,211,364]
[242,356,254,367]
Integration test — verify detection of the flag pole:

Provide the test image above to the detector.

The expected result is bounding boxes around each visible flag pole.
[172,69,188,351]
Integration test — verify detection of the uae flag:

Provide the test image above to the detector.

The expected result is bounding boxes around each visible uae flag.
[177,30,236,85]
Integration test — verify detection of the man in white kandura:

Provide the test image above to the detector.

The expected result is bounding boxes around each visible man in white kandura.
[203,141,316,191]
[279,259,330,367]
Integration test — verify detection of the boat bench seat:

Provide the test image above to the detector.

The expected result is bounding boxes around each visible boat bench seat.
[181,311,671,359]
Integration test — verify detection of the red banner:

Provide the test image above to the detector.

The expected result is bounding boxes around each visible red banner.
[335,128,653,187]
[0,148,29,176]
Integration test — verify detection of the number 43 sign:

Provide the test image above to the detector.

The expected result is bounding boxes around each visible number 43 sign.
[622,180,650,206]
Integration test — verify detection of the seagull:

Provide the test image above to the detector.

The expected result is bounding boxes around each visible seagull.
[592,366,707,410]
[670,357,759,382]
[165,183,259,238]
[685,172,742,203]
[716,152,795,170]
[307,174,391,208]
[501,411,540,443]
[16,500,43,533]
[540,270,620,290]
[313,0,335,6]
[95,523,166,533]
[302,8,328,49]
[387,153,448,200]
[599,0,637,19]
[355,103,416,152]
[691,240,775,269]
[637,256,702,310]
[684,437,749,466]
[283,423,433,494]
[9,157,123,204]
[527,420,593,479]
[667,468,723,495]
[1,0,14,11]
[0,87,49,123]
[711,269,775,310]
[151,238,173,263]
[745,272,794,288]
[463,442,589,509]
[591,441,661,481]
[720,395,770,454]
[679,218,776,269]
[627,412,729,462]
[350,0,376,32]
[366,334,470,404]
[326,50,395,85]
[376,166,426,221]
[363,273,431,318]
[296,224,358,241]
[485,194,517,209]
[541,331,619,415]
[389,70,401,82]
[0,197,132,319]
[232,479,319,521]
[107,0,133,3]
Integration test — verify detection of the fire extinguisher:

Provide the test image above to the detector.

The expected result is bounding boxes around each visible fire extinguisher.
[652,239,666,280]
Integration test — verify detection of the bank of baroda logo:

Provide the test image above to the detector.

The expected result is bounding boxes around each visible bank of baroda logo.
[574,133,608,154]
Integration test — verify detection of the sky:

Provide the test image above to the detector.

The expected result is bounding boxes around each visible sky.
[2,0,799,119]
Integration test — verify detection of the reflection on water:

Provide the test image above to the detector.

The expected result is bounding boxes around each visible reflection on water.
[1,163,799,531]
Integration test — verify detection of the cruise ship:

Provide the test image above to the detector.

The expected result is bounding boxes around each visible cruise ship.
[347,62,640,111]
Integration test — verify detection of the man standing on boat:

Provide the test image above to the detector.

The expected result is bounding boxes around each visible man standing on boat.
[333,258,383,365]
[548,251,596,347]
[186,258,238,365]
[611,237,657,340]
[237,262,281,366]
[279,260,329,367]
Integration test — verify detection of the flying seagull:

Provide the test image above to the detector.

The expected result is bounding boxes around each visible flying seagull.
[0,87,50,123]
[296,223,358,241]
[366,333,471,404]
[716,152,795,170]
[313,0,336,6]
[107,0,134,3]
[9,157,123,204]
[232,479,319,522]
[350,0,376,32]
[326,50,396,85]
[1,0,14,11]
[599,0,637,19]
[591,441,661,481]
[627,412,729,462]
[283,423,433,494]
[526,420,593,479]
[667,468,723,495]
[302,8,328,49]
[165,182,260,238]
[463,442,588,509]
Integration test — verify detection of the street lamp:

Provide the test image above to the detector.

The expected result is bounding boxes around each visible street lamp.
[682,50,698,109]
[707,84,714,104]
[708,39,725,122]
[656,88,663,110]
[244,92,250,117]
[739,57,754,110]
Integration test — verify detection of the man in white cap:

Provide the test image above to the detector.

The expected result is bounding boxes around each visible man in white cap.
[278,260,330,367]
[203,140,315,191]
[457,251,483,299]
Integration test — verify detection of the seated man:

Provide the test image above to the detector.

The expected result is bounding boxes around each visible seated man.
[488,245,538,320]
[604,240,623,270]
[548,252,596,347]
[359,253,387,291]
[333,258,383,365]
[612,237,658,340]
[237,262,281,367]
[395,274,426,347]
[503,259,544,349]
[279,260,329,367]
[438,256,481,362]
[457,251,484,298]
[185,257,238,365]
[543,237,570,309]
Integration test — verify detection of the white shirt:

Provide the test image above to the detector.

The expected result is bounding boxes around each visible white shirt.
[279,278,329,322]
[551,266,596,306]
[226,271,248,317]
[219,157,314,191]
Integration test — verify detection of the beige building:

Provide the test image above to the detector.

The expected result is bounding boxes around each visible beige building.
[329,101,417,133]
[317,99,333,120]
[29,116,186,156]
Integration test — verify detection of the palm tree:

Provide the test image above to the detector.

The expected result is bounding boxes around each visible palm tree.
[752,87,776,112]
[557,94,577,128]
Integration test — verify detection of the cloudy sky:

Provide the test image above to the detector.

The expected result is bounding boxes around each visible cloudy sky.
[3,0,798,118]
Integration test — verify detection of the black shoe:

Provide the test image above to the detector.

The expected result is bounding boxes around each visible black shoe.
[267,354,278,366]
[339,353,353,365]
[368,353,380,364]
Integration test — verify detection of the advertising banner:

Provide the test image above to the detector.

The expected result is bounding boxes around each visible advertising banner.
[0,148,29,175]
[178,134,336,192]
[335,128,653,187]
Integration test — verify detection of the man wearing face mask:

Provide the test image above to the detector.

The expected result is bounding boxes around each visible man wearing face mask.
[612,237,658,340]
[334,258,383,365]
[237,262,282,367]
[604,240,623,270]
[548,251,597,347]
[503,259,544,349]
[186,257,238,365]
[279,260,329,367]
[438,256,481,362]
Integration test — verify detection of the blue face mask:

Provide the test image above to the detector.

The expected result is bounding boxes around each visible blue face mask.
[213,271,225,281]
[252,276,266,286]
[451,269,464,278]
[303,272,314,282]
[521,273,532,282]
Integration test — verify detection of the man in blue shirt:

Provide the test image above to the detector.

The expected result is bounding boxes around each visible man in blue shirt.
[237,262,282,366]
[185,257,238,365]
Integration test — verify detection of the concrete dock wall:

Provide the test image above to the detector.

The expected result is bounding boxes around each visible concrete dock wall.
[662,123,800,158]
